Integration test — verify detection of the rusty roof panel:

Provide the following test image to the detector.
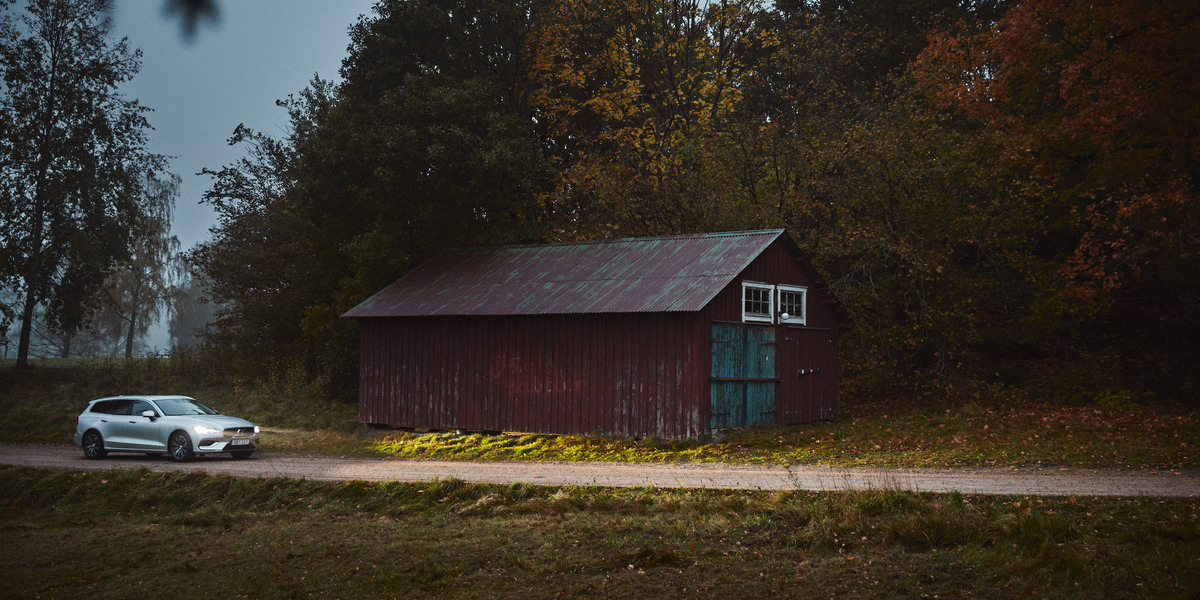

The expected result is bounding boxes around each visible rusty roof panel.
[343,229,786,317]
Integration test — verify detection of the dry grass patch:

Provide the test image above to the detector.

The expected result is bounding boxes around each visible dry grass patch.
[2,466,1198,599]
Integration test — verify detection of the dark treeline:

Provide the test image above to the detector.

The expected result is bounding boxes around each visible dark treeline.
[192,0,1199,403]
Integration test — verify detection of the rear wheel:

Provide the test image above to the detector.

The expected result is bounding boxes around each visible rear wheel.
[168,431,194,462]
[82,430,107,459]
[230,451,253,460]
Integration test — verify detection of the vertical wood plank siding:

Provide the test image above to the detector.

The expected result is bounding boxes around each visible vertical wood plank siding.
[359,312,707,438]
[356,237,838,437]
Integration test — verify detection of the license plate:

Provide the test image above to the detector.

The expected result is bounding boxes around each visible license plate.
[230,438,250,446]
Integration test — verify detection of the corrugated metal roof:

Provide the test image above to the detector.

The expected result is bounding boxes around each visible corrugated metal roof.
[342,229,787,317]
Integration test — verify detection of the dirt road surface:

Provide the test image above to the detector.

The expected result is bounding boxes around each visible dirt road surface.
[2,445,1197,497]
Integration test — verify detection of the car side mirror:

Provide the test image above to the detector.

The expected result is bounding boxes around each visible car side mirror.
[141,410,157,420]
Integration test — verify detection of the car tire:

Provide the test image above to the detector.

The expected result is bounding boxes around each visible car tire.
[82,430,107,459]
[230,451,254,460]
[169,431,195,462]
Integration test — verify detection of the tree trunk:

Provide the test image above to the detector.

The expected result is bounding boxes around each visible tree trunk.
[17,167,49,367]
[16,17,56,368]
[16,193,44,367]
[124,284,140,359]
[124,313,136,359]
[16,283,37,366]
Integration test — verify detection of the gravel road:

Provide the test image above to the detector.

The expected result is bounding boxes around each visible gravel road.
[2,445,1197,497]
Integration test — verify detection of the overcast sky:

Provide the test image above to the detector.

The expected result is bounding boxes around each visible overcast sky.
[109,0,378,252]
[98,0,376,351]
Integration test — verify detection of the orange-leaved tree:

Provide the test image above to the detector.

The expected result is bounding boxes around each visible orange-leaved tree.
[920,0,1200,302]
[915,0,1200,397]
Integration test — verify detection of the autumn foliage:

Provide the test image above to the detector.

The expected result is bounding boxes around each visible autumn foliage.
[920,0,1200,299]
[193,0,1199,403]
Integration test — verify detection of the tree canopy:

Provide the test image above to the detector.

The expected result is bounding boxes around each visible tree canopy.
[192,0,1199,402]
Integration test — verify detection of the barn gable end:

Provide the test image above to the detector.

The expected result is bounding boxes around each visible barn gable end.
[344,230,838,438]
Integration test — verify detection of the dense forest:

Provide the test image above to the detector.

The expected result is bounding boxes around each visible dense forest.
[7,0,1198,405]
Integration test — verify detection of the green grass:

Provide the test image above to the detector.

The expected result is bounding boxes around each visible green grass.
[2,466,1197,599]
[363,401,1199,469]
[3,359,1197,470]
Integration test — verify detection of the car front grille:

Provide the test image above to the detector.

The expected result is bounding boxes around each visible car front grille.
[224,427,255,437]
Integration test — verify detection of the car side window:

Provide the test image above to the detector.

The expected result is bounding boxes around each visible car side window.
[109,400,133,416]
[90,401,114,414]
[130,400,155,416]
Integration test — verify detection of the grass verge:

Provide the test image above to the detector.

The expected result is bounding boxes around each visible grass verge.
[364,401,1199,469]
[2,466,1197,599]
[3,360,1197,470]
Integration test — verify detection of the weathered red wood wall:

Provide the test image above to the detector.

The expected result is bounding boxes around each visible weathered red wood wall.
[357,237,838,437]
[358,312,710,438]
[698,240,840,425]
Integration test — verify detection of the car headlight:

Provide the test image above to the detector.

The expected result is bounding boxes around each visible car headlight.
[253,426,260,434]
[193,424,221,435]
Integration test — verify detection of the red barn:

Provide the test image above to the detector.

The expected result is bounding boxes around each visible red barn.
[343,229,838,438]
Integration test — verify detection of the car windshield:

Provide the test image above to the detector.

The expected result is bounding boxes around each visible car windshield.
[153,398,219,416]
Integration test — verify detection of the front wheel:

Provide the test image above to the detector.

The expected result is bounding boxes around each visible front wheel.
[168,431,195,462]
[82,430,107,459]
[230,451,253,460]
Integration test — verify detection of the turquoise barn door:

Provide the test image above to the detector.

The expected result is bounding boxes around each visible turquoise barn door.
[710,323,776,429]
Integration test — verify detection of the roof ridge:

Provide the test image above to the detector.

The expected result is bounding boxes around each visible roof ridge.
[447,229,786,252]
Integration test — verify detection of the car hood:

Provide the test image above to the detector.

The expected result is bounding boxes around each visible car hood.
[172,414,256,429]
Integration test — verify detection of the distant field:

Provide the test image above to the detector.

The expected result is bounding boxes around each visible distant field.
[2,359,1197,470]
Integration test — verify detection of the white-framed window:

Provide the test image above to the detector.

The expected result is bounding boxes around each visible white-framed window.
[741,282,774,323]
[777,284,807,325]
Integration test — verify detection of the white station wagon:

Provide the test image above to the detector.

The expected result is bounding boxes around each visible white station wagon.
[74,395,260,462]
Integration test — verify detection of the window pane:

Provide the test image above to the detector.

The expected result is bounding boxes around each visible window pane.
[746,288,768,315]
[154,398,219,416]
[743,283,772,321]
[778,287,805,323]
